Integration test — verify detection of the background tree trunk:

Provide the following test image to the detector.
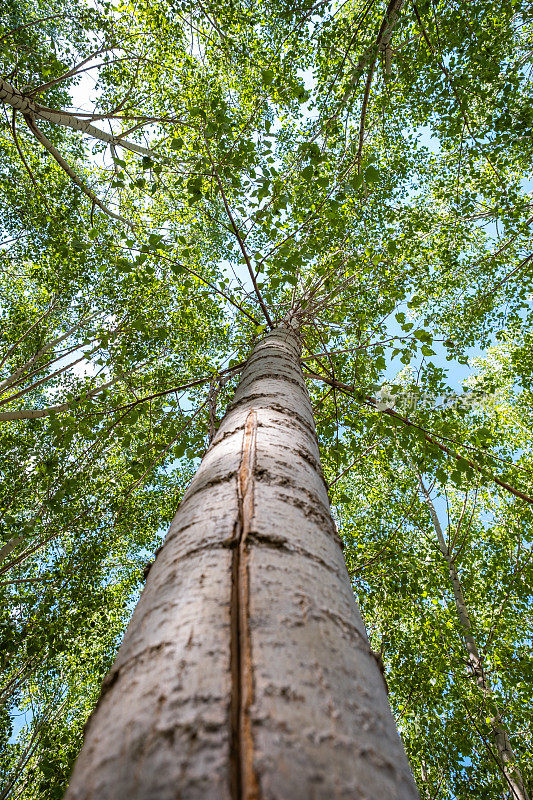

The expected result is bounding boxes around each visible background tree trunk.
[418,479,529,800]
[65,324,418,800]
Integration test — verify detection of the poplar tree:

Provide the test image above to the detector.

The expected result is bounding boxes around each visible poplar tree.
[0,0,531,797]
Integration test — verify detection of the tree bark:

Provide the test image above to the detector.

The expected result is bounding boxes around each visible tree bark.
[64,324,418,800]
[0,77,152,156]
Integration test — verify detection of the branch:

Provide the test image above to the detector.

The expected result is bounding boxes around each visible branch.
[342,0,406,102]
[0,535,24,563]
[304,367,533,505]
[0,77,152,156]
[356,59,377,172]
[0,375,120,421]
[354,0,407,171]
[0,315,94,394]
[148,250,260,326]
[23,114,134,227]
[82,361,245,417]
[10,109,51,212]
[0,333,115,407]
[0,511,88,577]
[0,293,60,371]
[205,143,274,327]
[329,439,382,487]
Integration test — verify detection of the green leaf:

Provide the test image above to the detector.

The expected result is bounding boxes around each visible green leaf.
[364,166,379,183]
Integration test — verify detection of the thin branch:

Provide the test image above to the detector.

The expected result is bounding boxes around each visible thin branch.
[356,59,377,171]
[329,439,382,486]
[0,375,120,421]
[23,114,134,227]
[148,250,260,326]
[304,367,533,505]
[9,109,51,212]
[0,315,94,394]
[28,47,112,95]
[205,143,274,327]
[0,13,67,38]
[83,361,245,417]
[0,294,60,371]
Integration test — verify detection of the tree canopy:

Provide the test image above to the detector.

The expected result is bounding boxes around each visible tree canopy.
[0,0,532,797]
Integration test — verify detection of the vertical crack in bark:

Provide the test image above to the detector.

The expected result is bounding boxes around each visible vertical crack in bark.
[230,409,260,800]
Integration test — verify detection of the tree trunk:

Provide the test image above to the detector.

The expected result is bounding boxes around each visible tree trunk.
[65,324,418,800]
[418,479,530,800]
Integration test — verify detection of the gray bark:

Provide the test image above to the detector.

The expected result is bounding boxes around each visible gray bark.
[65,324,418,800]
[418,478,529,800]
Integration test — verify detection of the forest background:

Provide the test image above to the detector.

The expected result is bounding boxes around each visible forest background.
[0,0,532,797]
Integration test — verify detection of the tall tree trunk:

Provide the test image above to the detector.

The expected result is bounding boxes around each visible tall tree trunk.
[417,477,530,800]
[65,324,418,800]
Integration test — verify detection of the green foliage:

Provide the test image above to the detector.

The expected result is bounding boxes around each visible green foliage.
[0,0,532,797]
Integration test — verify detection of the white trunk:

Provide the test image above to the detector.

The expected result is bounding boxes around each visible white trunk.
[65,325,418,799]
[419,480,529,800]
